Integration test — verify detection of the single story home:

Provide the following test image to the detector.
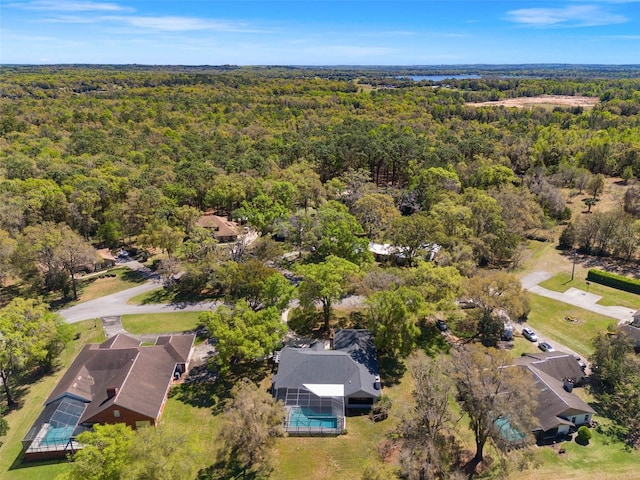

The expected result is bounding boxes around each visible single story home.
[620,316,640,348]
[514,351,587,386]
[271,329,381,435]
[514,351,594,442]
[95,248,116,271]
[196,214,240,242]
[22,333,195,461]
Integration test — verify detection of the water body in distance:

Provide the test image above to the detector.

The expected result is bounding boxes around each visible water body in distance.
[398,74,482,81]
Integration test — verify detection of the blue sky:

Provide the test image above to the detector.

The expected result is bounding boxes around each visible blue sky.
[1,1,639,65]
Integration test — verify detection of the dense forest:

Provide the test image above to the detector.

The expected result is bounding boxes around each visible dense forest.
[2,65,640,479]
[1,65,639,290]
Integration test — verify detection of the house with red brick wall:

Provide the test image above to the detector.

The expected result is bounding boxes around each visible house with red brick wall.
[22,333,194,461]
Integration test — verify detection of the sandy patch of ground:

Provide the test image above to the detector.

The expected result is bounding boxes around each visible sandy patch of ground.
[467,95,599,108]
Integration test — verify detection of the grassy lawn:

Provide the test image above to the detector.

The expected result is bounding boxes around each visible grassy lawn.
[0,320,105,480]
[517,422,640,480]
[274,351,417,480]
[127,287,174,305]
[49,267,146,309]
[127,287,220,306]
[539,272,640,309]
[121,312,203,334]
[525,294,616,358]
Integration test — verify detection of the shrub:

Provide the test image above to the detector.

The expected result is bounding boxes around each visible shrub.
[577,425,592,444]
[587,269,640,295]
[369,394,392,423]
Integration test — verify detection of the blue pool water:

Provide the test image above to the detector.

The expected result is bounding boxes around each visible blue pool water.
[41,425,75,446]
[289,407,338,429]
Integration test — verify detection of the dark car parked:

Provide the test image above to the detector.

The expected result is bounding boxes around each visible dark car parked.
[436,319,448,332]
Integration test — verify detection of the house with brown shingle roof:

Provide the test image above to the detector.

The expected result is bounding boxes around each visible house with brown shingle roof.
[22,333,194,461]
[196,214,240,242]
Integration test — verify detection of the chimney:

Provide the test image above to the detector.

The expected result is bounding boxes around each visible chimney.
[106,386,119,399]
[563,378,574,393]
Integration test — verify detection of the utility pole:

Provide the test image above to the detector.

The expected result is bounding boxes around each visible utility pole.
[571,250,577,281]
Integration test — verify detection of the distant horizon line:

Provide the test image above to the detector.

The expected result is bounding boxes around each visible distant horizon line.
[3,63,640,68]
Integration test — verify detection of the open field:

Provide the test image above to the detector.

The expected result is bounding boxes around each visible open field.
[467,95,599,109]
[121,312,203,334]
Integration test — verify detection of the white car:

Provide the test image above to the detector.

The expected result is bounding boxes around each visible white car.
[522,327,538,342]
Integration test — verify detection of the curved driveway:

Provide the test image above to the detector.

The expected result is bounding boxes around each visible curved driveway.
[58,280,219,323]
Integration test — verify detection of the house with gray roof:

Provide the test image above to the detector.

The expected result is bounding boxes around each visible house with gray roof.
[620,316,640,347]
[514,351,587,386]
[272,329,381,435]
[22,333,194,461]
[515,351,595,442]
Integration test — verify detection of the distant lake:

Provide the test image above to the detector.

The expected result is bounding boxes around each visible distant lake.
[398,74,481,81]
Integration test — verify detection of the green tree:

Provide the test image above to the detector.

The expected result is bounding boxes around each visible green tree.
[235,192,289,234]
[199,301,287,373]
[389,213,442,267]
[365,287,424,356]
[217,378,286,477]
[0,298,70,407]
[452,345,536,467]
[583,197,597,213]
[314,200,372,265]
[0,229,16,286]
[352,193,400,240]
[558,222,577,250]
[296,255,360,330]
[622,165,635,185]
[54,224,99,300]
[403,261,463,313]
[125,426,201,480]
[588,173,606,200]
[399,356,461,480]
[58,423,135,480]
[408,166,461,212]
[464,271,527,345]
[139,221,184,259]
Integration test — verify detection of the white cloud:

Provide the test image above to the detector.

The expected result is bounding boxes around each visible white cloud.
[506,5,627,27]
[108,15,264,33]
[8,0,132,12]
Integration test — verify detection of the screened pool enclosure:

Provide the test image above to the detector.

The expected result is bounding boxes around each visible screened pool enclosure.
[22,397,88,458]
[275,385,346,435]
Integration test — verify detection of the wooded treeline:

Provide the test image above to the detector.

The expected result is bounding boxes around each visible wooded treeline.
[1,66,640,298]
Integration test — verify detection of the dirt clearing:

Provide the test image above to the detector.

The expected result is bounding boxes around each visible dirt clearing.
[467,95,599,108]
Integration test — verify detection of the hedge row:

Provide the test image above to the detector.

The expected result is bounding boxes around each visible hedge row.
[586,269,640,295]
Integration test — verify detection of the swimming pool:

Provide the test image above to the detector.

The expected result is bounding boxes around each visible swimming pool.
[288,407,338,429]
[40,425,75,447]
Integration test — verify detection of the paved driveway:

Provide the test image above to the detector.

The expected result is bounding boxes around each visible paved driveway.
[58,280,219,323]
[522,271,636,324]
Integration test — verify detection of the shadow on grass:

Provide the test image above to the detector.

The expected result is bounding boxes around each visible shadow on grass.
[198,458,267,480]
[8,454,70,473]
[287,309,325,339]
[378,354,406,387]
[170,361,271,415]
[120,269,147,284]
[416,324,451,356]
[139,288,174,305]
[0,284,22,308]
